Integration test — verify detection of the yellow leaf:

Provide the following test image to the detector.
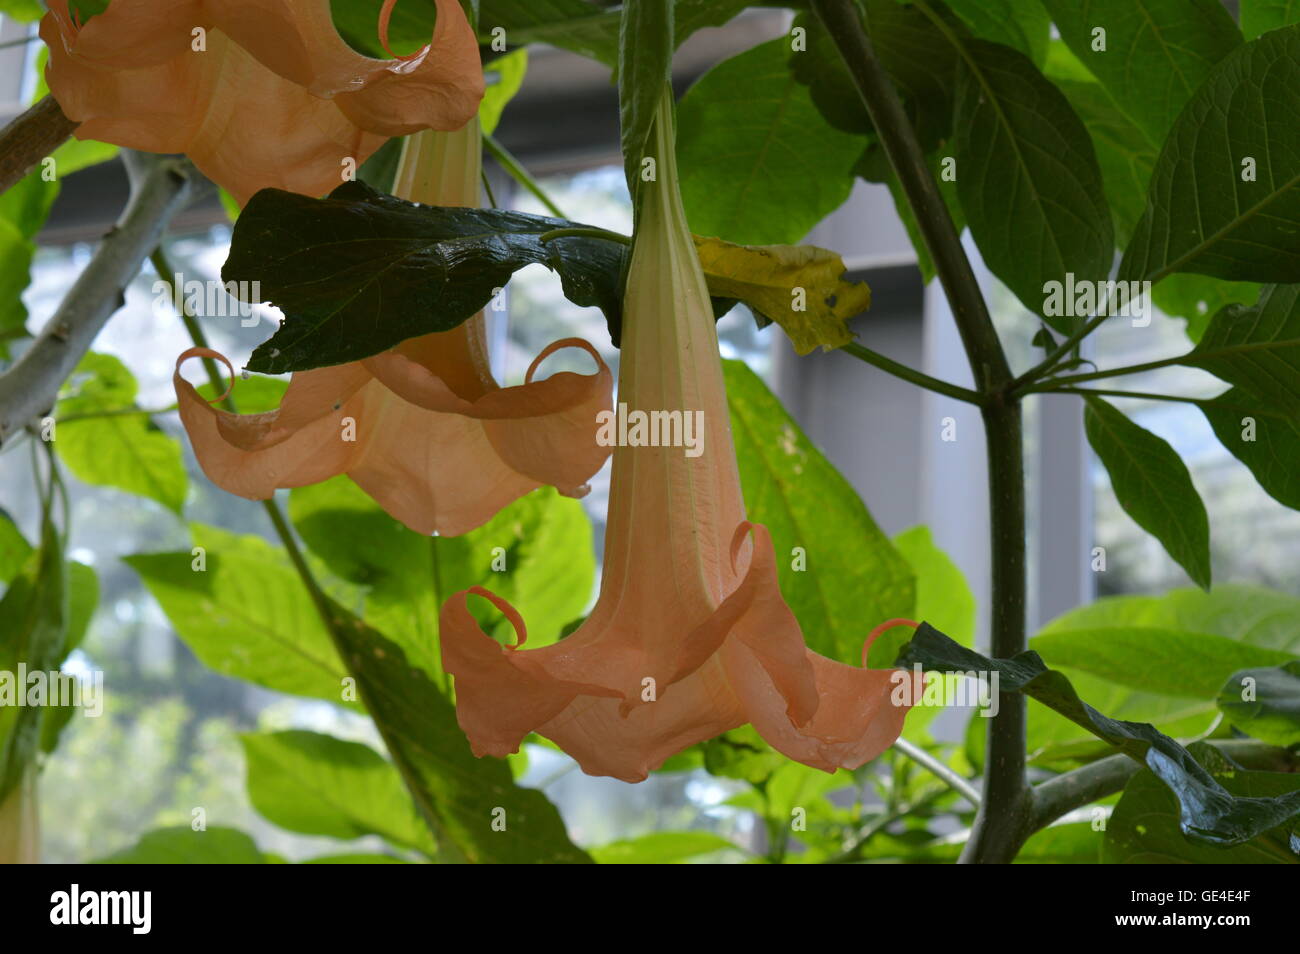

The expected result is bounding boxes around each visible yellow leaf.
[695,236,869,354]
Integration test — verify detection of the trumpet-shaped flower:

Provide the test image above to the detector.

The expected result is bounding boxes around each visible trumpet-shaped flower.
[439,92,911,782]
[41,0,484,204]
[174,117,613,536]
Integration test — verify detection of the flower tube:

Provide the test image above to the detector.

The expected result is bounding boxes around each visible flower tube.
[439,90,911,782]
[174,116,614,536]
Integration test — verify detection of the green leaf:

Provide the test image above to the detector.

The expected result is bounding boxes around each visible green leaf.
[301,852,411,863]
[96,827,267,864]
[619,0,673,200]
[1040,0,1242,146]
[1185,284,1300,419]
[944,0,1050,66]
[54,353,187,514]
[0,511,67,801]
[699,724,786,785]
[39,561,99,755]
[856,144,964,284]
[860,0,962,149]
[950,40,1113,329]
[0,510,32,585]
[0,172,58,359]
[897,623,1300,846]
[590,831,737,864]
[479,49,528,136]
[1104,746,1300,863]
[1119,26,1300,285]
[0,0,44,21]
[241,730,436,855]
[1218,662,1300,745]
[893,525,975,648]
[1240,0,1300,39]
[724,361,915,666]
[480,0,622,66]
[1033,627,1294,699]
[126,530,350,704]
[1152,273,1261,342]
[321,600,591,863]
[677,37,867,245]
[288,478,595,687]
[224,180,625,373]
[1052,77,1155,248]
[1202,388,1300,511]
[1083,396,1211,589]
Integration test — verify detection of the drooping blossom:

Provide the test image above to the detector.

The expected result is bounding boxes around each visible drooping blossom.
[41,0,484,204]
[174,116,614,536]
[439,91,912,782]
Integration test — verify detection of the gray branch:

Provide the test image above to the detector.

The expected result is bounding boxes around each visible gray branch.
[0,151,204,444]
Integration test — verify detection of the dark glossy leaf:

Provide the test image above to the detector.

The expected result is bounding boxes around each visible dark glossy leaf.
[223,181,624,373]
[1185,284,1300,418]
[1218,662,1300,746]
[320,598,592,864]
[724,361,915,666]
[896,624,1300,846]
[619,0,673,199]
[861,0,961,149]
[1202,388,1300,511]
[1083,396,1211,589]
[480,0,622,65]
[1104,744,1300,863]
[1041,0,1241,146]
[677,37,866,245]
[951,40,1113,330]
[1119,26,1300,284]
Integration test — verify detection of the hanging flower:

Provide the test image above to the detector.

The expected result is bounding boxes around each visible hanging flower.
[174,116,614,536]
[439,92,912,782]
[40,0,484,204]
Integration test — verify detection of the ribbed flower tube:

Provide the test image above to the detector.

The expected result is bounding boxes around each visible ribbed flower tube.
[440,90,912,781]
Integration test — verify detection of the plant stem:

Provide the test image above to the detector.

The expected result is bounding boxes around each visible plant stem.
[0,152,200,443]
[539,226,631,245]
[841,342,985,405]
[892,738,981,806]
[1015,314,1109,389]
[812,0,1030,863]
[0,95,79,198]
[483,132,568,218]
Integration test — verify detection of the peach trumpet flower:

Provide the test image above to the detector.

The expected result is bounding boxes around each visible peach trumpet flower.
[439,92,912,782]
[174,116,613,537]
[41,0,484,204]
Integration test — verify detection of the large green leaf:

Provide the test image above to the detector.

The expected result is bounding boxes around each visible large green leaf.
[723,361,915,666]
[1032,627,1294,699]
[897,623,1300,846]
[945,0,1049,66]
[1201,388,1300,511]
[0,173,58,359]
[1119,26,1300,285]
[320,599,592,864]
[1185,284,1300,418]
[54,353,187,514]
[590,831,737,864]
[479,49,528,136]
[1152,273,1261,342]
[1083,396,1210,589]
[288,478,595,687]
[241,730,436,855]
[1103,745,1299,863]
[950,40,1113,329]
[0,510,32,584]
[677,37,866,245]
[1040,0,1241,146]
[126,529,350,704]
[223,181,625,373]
[1218,662,1300,746]
[96,827,267,864]
[1240,0,1300,39]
